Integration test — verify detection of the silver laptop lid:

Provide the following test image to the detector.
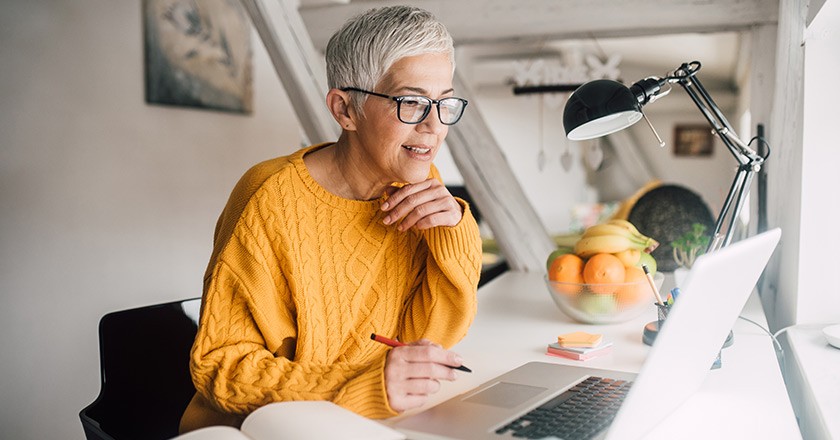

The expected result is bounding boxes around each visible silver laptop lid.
[606,228,781,440]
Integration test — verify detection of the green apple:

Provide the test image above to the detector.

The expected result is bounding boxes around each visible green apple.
[638,252,657,276]
[577,293,618,315]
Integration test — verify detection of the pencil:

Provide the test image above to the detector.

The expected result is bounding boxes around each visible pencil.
[642,265,665,305]
[370,333,472,373]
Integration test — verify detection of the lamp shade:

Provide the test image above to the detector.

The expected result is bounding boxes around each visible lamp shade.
[563,79,643,140]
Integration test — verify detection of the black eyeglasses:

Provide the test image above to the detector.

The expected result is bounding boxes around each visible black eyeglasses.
[341,87,468,125]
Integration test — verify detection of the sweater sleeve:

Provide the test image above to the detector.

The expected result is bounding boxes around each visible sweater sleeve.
[399,198,483,348]
[190,222,398,419]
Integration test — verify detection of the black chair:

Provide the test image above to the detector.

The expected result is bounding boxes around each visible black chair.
[80,298,201,440]
[446,185,482,224]
[447,185,510,286]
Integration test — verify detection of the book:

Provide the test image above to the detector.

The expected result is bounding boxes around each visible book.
[546,341,613,361]
[173,401,405,440]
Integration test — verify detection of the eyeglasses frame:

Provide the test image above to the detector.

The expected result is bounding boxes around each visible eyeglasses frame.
[340,87,468,125]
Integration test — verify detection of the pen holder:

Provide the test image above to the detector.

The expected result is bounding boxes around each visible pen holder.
[642,302,723,369]
[642,303,671,346]
[656,302,670,325]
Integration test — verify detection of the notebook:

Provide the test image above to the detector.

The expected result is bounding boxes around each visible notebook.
[391,228,781,440]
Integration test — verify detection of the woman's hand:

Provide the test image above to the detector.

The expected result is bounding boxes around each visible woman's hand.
[383,339,464,413]
[381,179,463,231]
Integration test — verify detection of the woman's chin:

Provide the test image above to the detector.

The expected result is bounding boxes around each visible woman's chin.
[402,166,433,184]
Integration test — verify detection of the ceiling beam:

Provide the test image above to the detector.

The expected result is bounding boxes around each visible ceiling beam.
[243,0,341,144]
[299,0,778,50]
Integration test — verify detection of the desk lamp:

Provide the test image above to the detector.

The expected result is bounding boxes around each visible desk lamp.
[562,61,770,252]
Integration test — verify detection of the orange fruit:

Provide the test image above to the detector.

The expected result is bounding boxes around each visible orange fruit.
[548,254,585,295]
[583,253,626,294]
[546,247,574,271]
[613,249,641,267]
[548,254,584,283]
[616,266,648,305]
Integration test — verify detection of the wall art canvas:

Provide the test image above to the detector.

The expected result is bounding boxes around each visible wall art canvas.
[673,124,714,157]
[143,0,253,114]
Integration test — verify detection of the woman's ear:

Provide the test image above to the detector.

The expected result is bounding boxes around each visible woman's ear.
[326,89,357,131]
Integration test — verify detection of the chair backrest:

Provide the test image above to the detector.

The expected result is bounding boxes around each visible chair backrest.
[80,298,201,440]
[446,185,482,224]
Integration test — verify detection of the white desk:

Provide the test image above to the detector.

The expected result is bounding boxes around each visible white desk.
[391,270,801,439]
[784,325,840,440]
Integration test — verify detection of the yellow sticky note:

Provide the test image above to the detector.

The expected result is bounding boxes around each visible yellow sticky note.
[557,331,603,348]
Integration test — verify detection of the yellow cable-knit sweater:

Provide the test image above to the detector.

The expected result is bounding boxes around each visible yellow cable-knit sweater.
[180,143,482,432]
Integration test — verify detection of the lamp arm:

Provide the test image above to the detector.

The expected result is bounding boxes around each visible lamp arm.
[664,63,766,250]
[669,65,762,164]
[709,164,759,250]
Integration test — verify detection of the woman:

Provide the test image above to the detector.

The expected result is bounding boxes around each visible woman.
[179,5,482,432]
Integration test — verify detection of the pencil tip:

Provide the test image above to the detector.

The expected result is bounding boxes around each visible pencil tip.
[370,333,376,340]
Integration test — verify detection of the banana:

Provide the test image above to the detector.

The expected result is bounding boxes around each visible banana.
[582,224,643,240]
[574,234,646,258]
[607,219,643,236]
[605,219,660,252]
[581,223,658,251]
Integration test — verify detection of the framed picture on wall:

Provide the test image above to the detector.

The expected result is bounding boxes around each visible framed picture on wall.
[673,125,713,157]
[143,0,253,114]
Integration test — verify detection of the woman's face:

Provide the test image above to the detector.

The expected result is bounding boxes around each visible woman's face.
[352,52,454,185]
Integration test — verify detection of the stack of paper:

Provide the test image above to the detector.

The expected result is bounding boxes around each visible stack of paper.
[547,332,611,361]
[546,341,613,360]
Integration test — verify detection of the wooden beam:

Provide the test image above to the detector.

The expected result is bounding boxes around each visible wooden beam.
[748,23,776,320]
[241,0,341,144]
[448,71,557,272]
[300,0,779,50]
[806,0,827,26]
[604,130,655,189]
[764,0,807,329]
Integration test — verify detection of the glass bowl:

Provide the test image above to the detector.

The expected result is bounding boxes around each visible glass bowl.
[544,272,665,324]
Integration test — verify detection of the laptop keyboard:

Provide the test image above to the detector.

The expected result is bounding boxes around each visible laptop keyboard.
[494,376,633,440]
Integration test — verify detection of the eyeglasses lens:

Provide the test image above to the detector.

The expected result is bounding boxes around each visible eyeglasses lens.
[397,96,465,125]
[398,97,431,124]
[438,98,464,124]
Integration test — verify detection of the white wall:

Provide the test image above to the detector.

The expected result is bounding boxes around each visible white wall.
[452,80,737,236]
[0,1,301,439]
[763,0,840,331]
[469,87,597,234]
[626,96,738,219]
[797,0,840,325]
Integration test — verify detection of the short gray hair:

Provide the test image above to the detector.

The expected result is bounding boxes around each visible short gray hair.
[325,6,455,113]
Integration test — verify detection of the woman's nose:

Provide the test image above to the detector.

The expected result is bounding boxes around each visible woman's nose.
[416,109,447,134]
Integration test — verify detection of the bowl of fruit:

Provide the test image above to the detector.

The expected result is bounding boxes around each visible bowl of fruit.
[546,220,664,324]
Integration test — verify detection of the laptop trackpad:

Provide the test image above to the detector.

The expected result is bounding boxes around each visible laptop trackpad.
[463,382,547,408]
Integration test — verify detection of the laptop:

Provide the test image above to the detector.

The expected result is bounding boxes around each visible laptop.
[392,228,781,440]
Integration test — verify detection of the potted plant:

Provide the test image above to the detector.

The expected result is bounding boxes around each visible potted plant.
[671,223,711,286]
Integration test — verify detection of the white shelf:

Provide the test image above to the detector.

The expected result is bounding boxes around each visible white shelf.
[784,325,840,440]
